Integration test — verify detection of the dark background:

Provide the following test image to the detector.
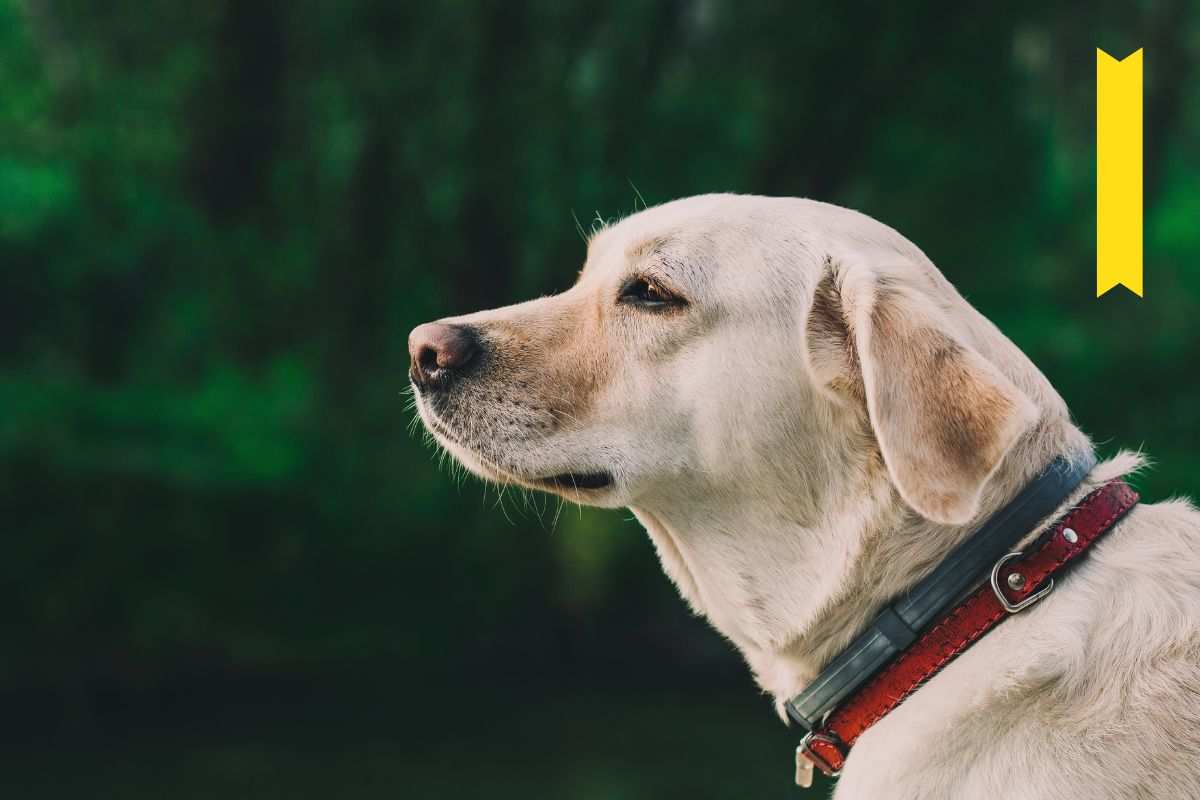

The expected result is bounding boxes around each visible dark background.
[2,1,1196,797]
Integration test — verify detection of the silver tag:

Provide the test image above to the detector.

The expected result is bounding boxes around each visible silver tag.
[794,746,815,788]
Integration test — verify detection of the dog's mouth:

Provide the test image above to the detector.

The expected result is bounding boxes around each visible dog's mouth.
[414,397,615,493]
[530,471,614,491]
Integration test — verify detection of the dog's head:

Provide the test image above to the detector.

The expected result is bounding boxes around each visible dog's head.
[410,194,1057,527]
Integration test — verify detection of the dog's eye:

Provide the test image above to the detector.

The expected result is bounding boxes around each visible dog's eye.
[618,277,684,310]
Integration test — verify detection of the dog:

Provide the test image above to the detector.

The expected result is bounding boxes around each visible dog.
[408,194,1200,798]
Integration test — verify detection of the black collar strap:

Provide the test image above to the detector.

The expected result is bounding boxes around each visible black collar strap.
[785,454,1096,731]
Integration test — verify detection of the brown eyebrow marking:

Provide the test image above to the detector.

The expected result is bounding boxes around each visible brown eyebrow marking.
[584,234,679,282]
[625,236,668,260]
[628,237,701,290]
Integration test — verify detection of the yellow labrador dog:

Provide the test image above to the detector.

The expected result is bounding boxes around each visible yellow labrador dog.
[409,194,1200,798]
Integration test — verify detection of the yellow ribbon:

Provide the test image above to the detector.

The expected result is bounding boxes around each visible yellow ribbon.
[1096,48,1143,297]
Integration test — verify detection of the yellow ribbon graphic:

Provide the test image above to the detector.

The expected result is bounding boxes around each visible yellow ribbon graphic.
[1096,48,1143,297]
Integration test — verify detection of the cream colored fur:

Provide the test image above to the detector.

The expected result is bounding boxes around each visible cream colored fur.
[412,194,1200,799]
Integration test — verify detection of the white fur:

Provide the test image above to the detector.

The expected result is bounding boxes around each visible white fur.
[413,195,1200,798]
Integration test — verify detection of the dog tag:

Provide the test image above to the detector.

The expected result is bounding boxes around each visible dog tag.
[794,747,815,788]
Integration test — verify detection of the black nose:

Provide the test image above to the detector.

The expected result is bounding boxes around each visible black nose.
[408,323,480,386]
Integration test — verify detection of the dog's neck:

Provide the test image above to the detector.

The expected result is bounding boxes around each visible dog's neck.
[630,416,1094,716]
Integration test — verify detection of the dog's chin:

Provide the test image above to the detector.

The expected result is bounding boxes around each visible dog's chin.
[415,397,619,503]
[447,441,618,502]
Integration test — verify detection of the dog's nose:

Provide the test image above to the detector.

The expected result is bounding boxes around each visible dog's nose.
[408,322,480,385]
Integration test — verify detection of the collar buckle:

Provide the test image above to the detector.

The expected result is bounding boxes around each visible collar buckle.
[795,730,846,787]
[989,550,1055,613]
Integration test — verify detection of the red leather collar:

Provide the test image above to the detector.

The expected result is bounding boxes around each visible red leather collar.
[797,478,1139,784]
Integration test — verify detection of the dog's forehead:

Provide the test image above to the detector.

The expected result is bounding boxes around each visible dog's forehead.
[578,194,927,295]
[583,194,771,279]
[586,198,705,256]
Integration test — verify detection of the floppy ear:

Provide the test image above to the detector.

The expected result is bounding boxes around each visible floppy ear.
[805,265,1038,525]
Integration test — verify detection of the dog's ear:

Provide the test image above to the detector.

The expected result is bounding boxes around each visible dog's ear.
[804,264,1037,525]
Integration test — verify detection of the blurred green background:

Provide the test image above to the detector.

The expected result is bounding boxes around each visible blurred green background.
[1,1,1196,797]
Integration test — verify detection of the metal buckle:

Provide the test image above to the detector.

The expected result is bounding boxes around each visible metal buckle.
[795,730,846,786]
[989,551,1054,613]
